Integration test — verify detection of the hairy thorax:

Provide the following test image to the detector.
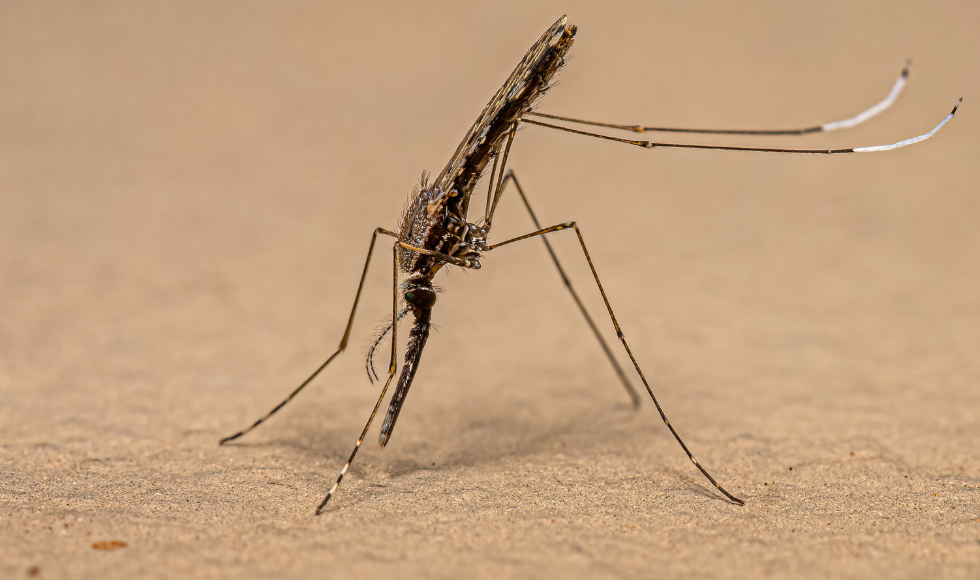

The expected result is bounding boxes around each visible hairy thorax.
[398,185,487,280]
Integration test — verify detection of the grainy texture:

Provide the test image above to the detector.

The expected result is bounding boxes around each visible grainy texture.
[1,1,978,579]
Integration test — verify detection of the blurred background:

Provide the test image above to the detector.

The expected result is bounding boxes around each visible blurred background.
[1,1,978,578]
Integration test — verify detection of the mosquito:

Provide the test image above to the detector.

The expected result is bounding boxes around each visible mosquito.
[219,16,960,514]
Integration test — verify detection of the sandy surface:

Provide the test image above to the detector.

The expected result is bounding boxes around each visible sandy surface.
[2,1,979,578]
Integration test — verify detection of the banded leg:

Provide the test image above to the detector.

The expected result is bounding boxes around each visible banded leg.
[219,227,399,445]
[397,242,483,269]
[526,61,912,136]
[316,242,402,514]
[520,98,959,155]
[487,222,744,505]
[497,169,641,408]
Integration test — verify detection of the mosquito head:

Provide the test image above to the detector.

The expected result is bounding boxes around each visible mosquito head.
[403,280,438,311]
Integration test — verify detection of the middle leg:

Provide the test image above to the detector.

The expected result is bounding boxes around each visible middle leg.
[487,222,744,505]
[495,169,641,408]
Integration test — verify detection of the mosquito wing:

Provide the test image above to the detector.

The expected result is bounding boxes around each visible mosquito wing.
[434,16,576,214]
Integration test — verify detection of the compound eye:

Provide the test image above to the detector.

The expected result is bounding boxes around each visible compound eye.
[404,287,437,310]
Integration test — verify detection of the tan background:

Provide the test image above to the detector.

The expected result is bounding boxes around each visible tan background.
[1,1,978,578]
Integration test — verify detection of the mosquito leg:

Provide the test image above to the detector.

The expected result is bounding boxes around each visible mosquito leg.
[397,242,482,269]
[487,223,744,505]
[219,227,399,445]
[315,243,402,514]
[526,61,911,136]
[484,146,501,219]
[521,98,960,155]
[484,120,519,228]
[494,170,641,408]
[315,370,396,515]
